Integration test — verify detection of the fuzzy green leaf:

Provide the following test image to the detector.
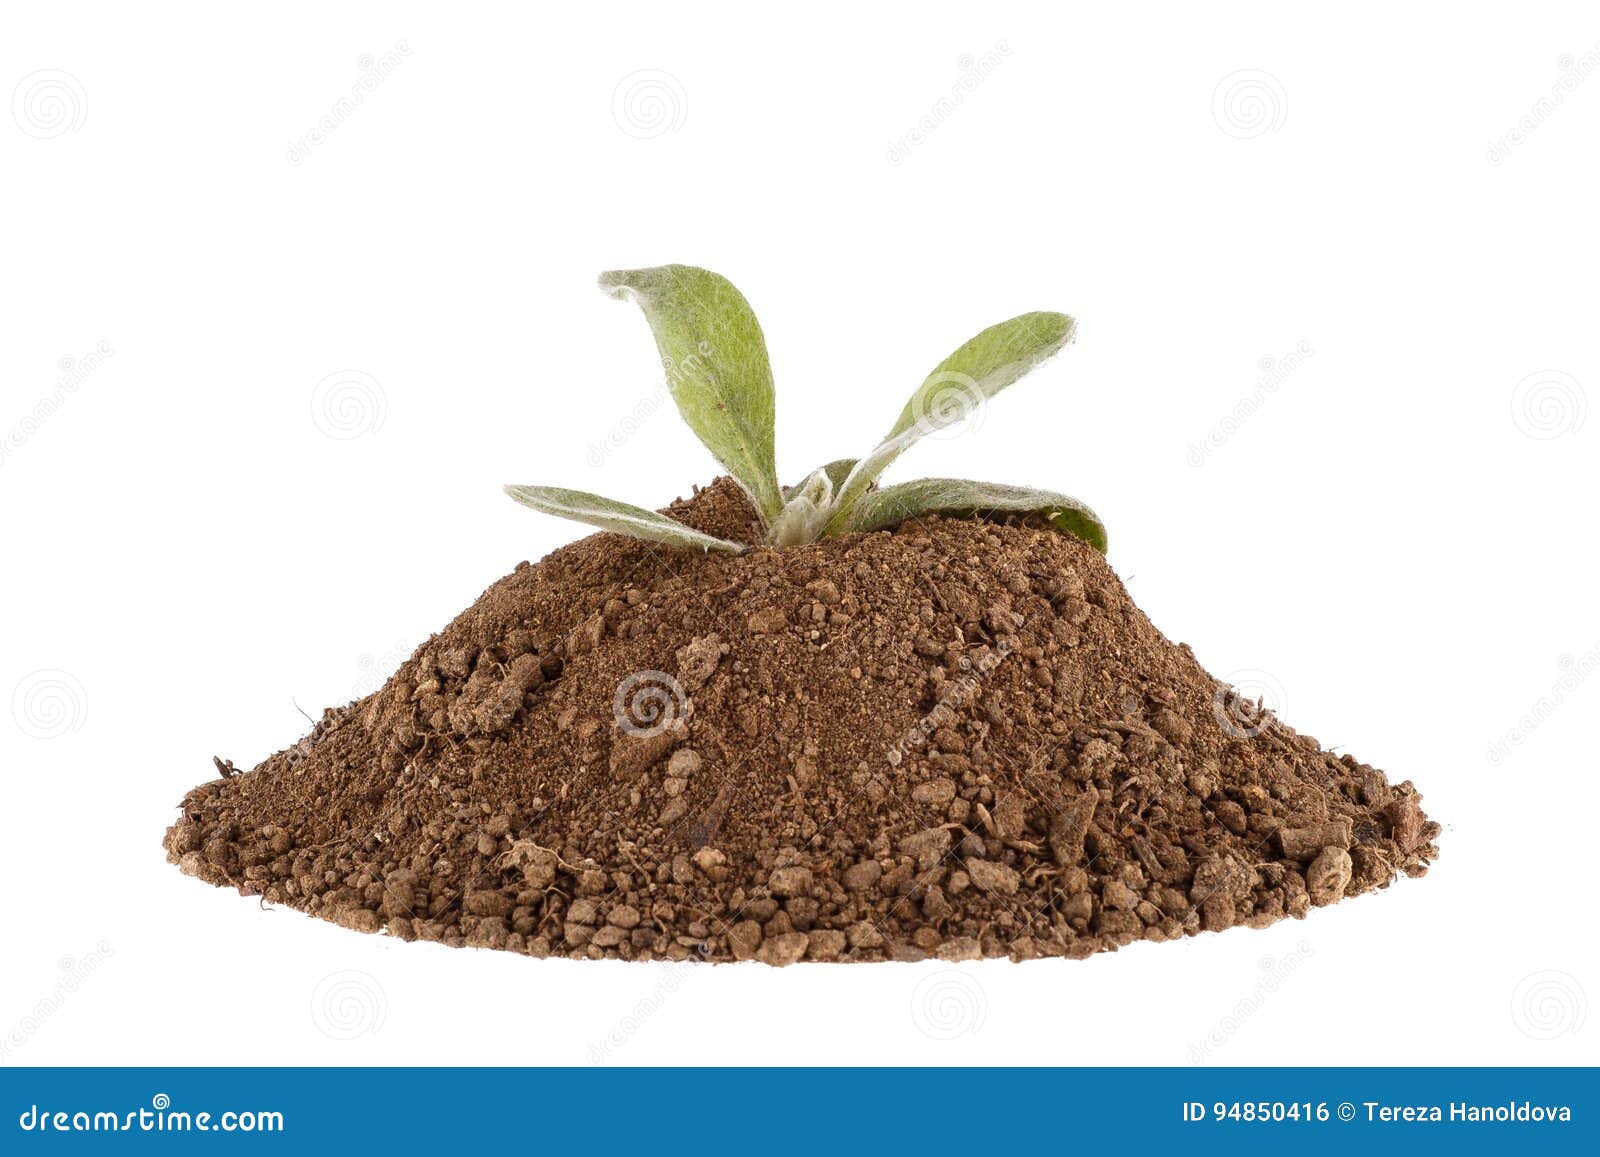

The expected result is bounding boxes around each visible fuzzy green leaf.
[817,458,858,491]
[839,477,1107,553]
[886,312,1076,441]
[600,265,783,523]
[781,459,857,499]
[504,485,746,553]
[826,312,1076,533]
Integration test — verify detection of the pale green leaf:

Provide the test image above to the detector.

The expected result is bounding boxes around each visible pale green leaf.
[780,459,857,499]
[826,312,1076,532]
[504,485,746,553]
[600,265,783,522]
[839,477,1107,553]
[816,458,858,491]
[886,312,1076,441]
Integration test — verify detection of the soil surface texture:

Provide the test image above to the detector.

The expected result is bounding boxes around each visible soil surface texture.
[166,478,1438,965]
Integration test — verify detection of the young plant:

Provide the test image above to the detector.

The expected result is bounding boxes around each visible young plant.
[506,264,1106,554]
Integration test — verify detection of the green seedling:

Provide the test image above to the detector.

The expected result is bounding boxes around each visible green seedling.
[505,264,1106,555]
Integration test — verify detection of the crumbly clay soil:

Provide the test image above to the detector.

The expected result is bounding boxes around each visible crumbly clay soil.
[165,478,1438,965]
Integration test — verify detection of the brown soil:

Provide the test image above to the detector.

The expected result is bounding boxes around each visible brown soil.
[165,477,1438,965]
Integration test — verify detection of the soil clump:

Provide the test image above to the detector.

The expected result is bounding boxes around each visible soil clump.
[166,478,1438,964]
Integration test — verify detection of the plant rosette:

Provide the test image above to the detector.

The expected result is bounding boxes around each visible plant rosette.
[506,264,1106,555]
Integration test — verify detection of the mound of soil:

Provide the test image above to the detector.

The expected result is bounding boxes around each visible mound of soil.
[165,478,1438,964]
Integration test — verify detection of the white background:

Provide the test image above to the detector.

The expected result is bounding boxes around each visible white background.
[2,3,1596,1067]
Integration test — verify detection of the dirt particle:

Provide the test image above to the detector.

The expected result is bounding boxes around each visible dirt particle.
[768,865,814,897]
[1278,818,1354,862]
[1102,880,1140,911]
[846,921,885,949]
[936,936,983,962]
[899,827,953,870]
[806,929,846,960]
[1386,796,1425,852]
[966,859,1020,896]
[610,721,685,778]
[746,608,788,635]
[675,635,724,691]
[756,931,809,967]
[692,847,727,875]
[727,920,763,961]
[607,904,641,929]
[464,890,513,918]
[842,860,882,892]
[666,748,702,778]
[1306,846,1354,906]
[912,777,957,806]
